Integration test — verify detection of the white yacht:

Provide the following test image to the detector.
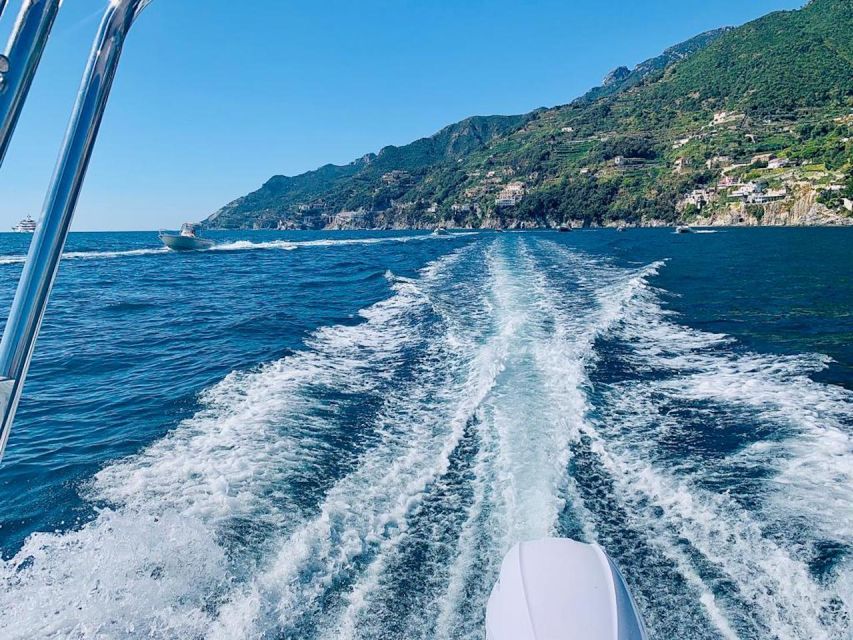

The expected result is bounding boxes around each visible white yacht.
[11,215,36,233]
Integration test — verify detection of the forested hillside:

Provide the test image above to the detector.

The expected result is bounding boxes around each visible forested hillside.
[207,0,853,229]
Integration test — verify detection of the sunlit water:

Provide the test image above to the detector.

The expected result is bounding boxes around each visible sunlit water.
[0,228,849,639]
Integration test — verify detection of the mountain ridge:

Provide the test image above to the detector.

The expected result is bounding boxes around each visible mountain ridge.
[206,0,853,229]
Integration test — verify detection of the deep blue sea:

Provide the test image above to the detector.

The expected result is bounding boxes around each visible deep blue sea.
[0,228,850,639]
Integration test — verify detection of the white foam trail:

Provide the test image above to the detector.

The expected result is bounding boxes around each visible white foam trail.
[537,241,851,639]
[429,242,583,640]
[323,242,531,640]
[0,244,472,639]
[209,239,299,251]
[582,417,842,640]
[612,270,853,548]
[426,241,664,640]
[210,243,512,639]
[212,232,478,253]
[0,232,479,265]
[1,235,849,639]
[0,247,170,265]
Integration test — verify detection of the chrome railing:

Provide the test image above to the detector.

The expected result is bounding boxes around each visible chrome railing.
[0,0,152,460]
[0,0,62,167]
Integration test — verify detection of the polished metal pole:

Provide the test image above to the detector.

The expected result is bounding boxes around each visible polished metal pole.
[0,0,63,167]
[0,0,152,459]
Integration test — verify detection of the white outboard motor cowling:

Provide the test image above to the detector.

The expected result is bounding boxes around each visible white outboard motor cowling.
[486,538,648,640]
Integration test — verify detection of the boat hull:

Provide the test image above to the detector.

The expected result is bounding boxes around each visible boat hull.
[160,234,214,251]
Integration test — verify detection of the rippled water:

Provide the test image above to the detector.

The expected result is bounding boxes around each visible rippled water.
[0,228,849,639]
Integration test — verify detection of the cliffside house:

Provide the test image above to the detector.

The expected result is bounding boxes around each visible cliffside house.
[844,198,853,212]
[712,111,743,126]
[613,156,644,168]
[718,175,739,189]
[767,158,790,170]
[706,155,732,169]
[495,182,526,208]
[751,153,774,165]
[730,182,758,199]
[748,187,787,204]
[674,157,692,174]
[382,170,409,185]
[331,210,368,226]
[680,189,715,210]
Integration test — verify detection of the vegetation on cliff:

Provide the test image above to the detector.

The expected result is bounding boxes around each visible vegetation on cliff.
[207,0,853,230]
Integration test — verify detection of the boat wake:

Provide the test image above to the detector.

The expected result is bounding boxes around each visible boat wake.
[211,232,477,253]
[0,235,849,639]
[0,233,475,265]
[0,247,170,265]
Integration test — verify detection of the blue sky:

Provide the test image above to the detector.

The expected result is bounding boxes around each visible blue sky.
[0,0,803,231]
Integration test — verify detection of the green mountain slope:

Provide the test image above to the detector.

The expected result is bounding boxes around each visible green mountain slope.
[207,0,853,229]
[582,27,733,103]
[207,115,529,228]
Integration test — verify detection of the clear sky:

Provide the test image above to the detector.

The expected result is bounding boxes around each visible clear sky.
[0,0,804,231]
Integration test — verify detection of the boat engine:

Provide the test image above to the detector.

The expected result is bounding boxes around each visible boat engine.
[486,538,648,640]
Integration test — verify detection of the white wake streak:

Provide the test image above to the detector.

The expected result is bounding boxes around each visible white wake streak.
[210,243,508,638]
[0,245,471,639]
[0,232,478,265]
[541,240,851,639]
[0,247,170,265]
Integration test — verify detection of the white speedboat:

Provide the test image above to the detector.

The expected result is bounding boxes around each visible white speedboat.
[675,225,693,234]
[433,226,449,236]
[487,538,648,640]
[159,223,214,251]
[12,215,36,233]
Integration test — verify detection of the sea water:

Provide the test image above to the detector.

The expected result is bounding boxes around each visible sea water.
[0,228,849,639]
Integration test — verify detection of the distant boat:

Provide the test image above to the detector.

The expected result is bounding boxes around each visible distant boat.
[432,227,449,236]
[159,223,214,251]
[558,225,572,233]
[616,225,627,232]
[675,225,694,234]
[12,215,36,233]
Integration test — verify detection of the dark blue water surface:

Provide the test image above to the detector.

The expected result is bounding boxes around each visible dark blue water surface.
[0,228,849,639]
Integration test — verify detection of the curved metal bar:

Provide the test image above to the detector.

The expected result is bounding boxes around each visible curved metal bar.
[0,0,152,459]
[0,0,63,167]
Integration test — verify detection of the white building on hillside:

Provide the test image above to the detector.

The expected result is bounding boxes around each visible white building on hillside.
[712,111,743,125]
[730,182,758,199]
[748,188,787,204]
[495,182,526,207]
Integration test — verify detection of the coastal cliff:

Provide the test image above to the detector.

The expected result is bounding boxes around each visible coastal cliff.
[206,0,853,230]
